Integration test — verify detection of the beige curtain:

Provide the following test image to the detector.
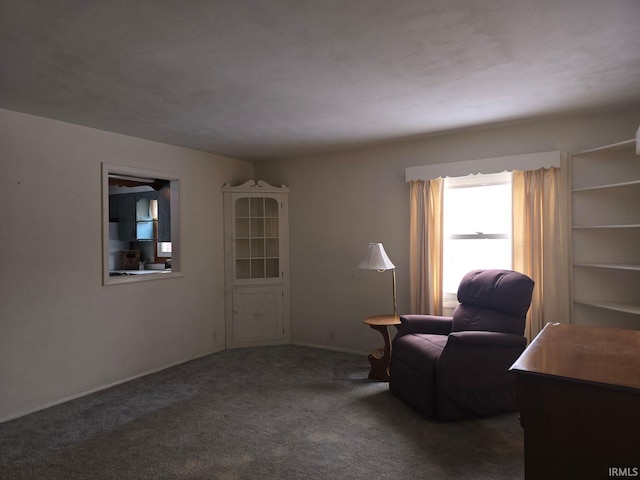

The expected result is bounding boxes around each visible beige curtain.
[512,167,571,340]
[409,179,444,315]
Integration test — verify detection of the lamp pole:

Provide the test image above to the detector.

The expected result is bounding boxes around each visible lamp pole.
[391,268,397,317]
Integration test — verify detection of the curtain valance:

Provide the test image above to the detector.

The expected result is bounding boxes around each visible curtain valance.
[405,151,561,182]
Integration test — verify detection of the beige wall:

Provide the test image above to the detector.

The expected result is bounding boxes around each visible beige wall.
[255,108,640,355]
[2,106,638,421]
[0,109,253,421]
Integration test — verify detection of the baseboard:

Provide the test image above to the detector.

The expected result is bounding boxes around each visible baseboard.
[0,346,225,424]
[2,343,365,424]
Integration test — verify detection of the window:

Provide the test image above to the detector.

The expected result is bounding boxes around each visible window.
[443,172,512,306]
[157,242,172,257]
[102,163,181,285]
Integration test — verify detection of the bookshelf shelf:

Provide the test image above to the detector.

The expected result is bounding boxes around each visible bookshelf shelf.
[570,139,640,330]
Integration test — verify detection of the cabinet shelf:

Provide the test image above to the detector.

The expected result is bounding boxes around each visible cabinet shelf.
[572,224,640,229]
[572,179,640,192]
[573,301,640,316]
[573,139,636,155]
[573,263,640,271]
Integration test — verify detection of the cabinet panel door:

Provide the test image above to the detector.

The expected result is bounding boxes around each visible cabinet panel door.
[232,286,283,345]
[117,193,136,241]
[157,185,171,242]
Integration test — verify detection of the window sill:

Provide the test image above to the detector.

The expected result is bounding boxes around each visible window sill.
[103,270,184,286]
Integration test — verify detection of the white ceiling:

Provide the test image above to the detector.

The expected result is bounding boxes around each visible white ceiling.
[1,1,639,161]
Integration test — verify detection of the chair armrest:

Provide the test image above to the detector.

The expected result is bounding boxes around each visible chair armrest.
[436,331,528,420]
[397,315,453,336]
[447,331,527,348]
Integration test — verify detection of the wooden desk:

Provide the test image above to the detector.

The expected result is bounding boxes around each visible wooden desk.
[509,322,640,480]
[363,315,401,381]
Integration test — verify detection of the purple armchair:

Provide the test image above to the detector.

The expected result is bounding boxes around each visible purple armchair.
[389,269,534,420]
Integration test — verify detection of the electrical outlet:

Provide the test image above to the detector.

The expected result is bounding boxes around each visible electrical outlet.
[328,329,335,341]
[211,332,217,342]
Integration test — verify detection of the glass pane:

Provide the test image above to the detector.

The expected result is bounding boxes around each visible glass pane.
[136,197,152,221]
[251,218,265,237]
[443,238,512,293]
[444,183,511,236]
[236,239,250,259]
[265,218,279,237]
[266,238,279,258]
[266,259,279,278]
[235,197,249,217]
[251,239,265,258]
[136,221,155,240]
[265,198,278,217]
[250,198,264,217]
[236,218,249,237]
[236,259,250,279]
[251,259,265,278]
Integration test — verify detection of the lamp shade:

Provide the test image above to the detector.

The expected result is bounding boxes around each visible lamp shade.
[358,243,395,271]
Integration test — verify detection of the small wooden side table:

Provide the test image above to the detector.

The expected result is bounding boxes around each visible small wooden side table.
[363,314,401,381]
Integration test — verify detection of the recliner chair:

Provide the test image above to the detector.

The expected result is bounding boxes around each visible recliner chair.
[389,269,534,421]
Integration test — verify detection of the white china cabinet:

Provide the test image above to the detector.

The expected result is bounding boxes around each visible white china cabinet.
[223,180,290,347]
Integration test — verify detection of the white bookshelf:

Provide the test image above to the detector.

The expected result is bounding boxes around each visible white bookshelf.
[570,139,640,330]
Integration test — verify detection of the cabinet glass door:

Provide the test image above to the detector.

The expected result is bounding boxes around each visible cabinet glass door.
[135,196,157,240]
[235,197,279,280]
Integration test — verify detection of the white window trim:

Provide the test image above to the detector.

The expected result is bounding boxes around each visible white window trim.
[102,163,183,286]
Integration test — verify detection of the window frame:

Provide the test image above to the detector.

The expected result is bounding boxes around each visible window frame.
[101,163,182,286]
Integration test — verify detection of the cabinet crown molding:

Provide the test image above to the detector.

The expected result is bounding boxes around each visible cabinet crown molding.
[222,179,289,193]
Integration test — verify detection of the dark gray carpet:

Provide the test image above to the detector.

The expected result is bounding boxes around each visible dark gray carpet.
[0,345,524,479]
